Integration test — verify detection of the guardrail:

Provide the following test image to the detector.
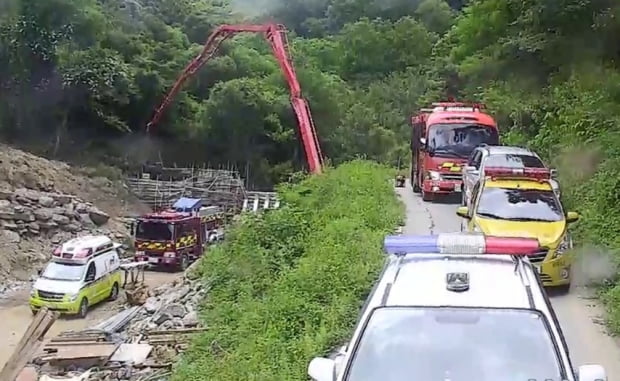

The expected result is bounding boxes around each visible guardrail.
[242,191,280,212]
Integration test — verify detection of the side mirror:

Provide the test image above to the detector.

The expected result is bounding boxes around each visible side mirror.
[566,211,580,224]
[37,269,42,276]
[308,357,336,381]
[578,364,606,381]
[456,206,470,219]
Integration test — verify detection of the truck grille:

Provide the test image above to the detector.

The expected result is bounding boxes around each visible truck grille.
[529,249,548,263]
[441,173,462,181]
[38,290,65,300]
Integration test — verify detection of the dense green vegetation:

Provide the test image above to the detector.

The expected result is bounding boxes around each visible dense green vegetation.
[173,161,403,380]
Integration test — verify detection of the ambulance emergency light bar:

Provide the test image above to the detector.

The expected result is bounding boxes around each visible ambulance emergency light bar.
[484,166,550,181]
[383,233,541,256]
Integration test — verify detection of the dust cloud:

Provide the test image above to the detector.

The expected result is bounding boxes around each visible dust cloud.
[570,244,618,287]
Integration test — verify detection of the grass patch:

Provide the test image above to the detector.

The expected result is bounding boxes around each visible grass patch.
[172,160,404,380]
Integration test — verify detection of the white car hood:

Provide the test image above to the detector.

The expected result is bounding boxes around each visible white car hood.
[33,277,81,295]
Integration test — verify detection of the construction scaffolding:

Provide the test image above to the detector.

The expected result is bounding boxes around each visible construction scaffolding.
[125,166,248,214]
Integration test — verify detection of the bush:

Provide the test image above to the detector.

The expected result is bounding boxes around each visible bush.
[172,160,404,380]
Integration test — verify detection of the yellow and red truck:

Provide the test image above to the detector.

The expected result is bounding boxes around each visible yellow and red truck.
[133,197,225,270]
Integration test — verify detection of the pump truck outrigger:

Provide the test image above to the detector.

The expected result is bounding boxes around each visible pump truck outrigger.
[133,197,225,271]
[145,23,324,175]
[410,102,499,202]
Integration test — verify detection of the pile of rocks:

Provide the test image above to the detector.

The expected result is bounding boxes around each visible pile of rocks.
[0,187,111,240]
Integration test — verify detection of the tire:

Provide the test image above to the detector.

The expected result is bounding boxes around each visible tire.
[553,284,571,295]
[78,298,89,318]
[412,173,421,193]
[179,255,189,271]
[422,190,432,202]
[109,282,119,301]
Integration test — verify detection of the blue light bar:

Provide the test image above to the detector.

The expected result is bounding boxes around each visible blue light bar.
[384,235,439,254]
[383,233,541,256]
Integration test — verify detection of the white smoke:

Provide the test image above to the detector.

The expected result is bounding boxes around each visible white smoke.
[570,244,618,287]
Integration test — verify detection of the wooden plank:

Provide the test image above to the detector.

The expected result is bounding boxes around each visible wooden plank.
[0,308,58,381]
[45,343,118,361]
[145,327,207,335]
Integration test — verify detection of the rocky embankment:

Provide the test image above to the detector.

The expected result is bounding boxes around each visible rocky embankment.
[0,144,148,284]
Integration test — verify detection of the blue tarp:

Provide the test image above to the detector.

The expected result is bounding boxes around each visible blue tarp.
[172,197,202,212]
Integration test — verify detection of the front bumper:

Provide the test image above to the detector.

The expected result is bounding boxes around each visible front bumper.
[29,297,81,314]
[534,254,571,287]
[422,179,462,195]
[135,254,180,266]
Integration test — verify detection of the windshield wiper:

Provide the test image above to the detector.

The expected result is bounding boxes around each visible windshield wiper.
[501,217,555,222]
[476,212,504,219]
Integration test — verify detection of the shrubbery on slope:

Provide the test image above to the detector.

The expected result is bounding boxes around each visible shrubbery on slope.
[172,160,403,380]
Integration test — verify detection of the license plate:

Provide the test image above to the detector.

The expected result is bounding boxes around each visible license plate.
[148,257,159,264]
[454,183,462,192]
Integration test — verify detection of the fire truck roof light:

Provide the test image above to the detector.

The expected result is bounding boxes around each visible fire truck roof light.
[383,233,541,256]
[484,166,550,181]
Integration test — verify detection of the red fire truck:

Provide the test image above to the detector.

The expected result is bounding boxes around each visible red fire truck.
[410,102,499,201]
[133,198,225,270]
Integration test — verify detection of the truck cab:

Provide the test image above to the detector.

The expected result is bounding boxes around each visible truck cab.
[411,102,499,201]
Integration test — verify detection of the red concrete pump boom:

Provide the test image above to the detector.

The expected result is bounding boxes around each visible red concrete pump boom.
[145,23,324,174]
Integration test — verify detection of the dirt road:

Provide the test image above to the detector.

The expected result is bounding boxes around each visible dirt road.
[0,270,180,369]
[396,180,620,378]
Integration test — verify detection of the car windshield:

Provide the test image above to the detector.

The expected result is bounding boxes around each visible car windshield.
[345,307,563,381]
[428,123,498,159]
[484,154,545,168]
[41,262,85,281]
[477,187,563,222]
[135,221,173,241]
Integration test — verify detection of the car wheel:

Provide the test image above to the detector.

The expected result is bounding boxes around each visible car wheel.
[554,284,571,295]
[422,190,432,202]
[412,173,421,193]
[109,282,119,301]
[179,255,189,271]
[78,298,89,318]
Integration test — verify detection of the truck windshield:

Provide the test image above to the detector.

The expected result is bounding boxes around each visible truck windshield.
[41,262,85,281]
[346,307,564,381]
[477,187,563,222]
[135,221,173,241]
[428,123,498,158]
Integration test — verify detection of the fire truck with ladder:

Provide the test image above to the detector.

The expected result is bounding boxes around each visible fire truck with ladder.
[145,24,324,175]
[410,102,499,202]
[133,197,225,270]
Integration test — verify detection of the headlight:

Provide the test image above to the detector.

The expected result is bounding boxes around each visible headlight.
[425,170,441,180]
[555,234,573,257]
[67,293,79,302]
[30,289,37,297]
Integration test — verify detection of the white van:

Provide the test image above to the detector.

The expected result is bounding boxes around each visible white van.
[29,235,123,317]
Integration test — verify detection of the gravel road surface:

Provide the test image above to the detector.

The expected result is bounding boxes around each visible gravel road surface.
[396,180,620,379]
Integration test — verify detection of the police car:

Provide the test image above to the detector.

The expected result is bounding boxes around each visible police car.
[307,233,606,381]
